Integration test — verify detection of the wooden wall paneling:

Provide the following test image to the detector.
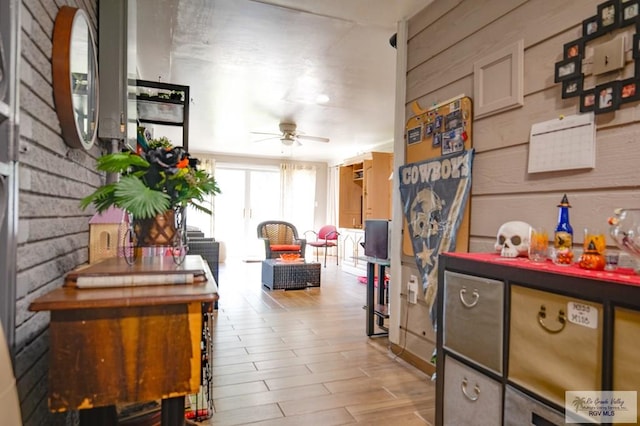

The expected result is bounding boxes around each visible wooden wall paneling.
[474,88,576,152]
[407,0,463,40]
[404,300,436,342]
[407,0,601,98]
[469,190,640,240]
[405,76,473,115]
[407,0,526,71]
[473,127,640,195]
[524,28,583,95]
[397,329,436,373]
[400,0,640,375]
[474,72,639,155]
[408,25,637,152]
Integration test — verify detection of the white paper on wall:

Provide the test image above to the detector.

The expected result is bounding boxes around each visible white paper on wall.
[528,113,595,173]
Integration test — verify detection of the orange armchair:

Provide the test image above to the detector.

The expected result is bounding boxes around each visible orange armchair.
[305,225,340,267]
[257,221,306,259]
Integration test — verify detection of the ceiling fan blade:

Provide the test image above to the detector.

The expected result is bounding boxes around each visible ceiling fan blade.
[297,134,329,143]
[253,136,280,143]
[250,131,281,137]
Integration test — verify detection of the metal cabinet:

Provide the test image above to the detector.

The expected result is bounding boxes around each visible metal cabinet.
[443,271,504,374]
[613,307,640,424]
[437,252,640,426]
[442,355,502,425]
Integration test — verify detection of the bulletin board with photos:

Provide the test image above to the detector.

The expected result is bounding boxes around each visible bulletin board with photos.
[402,96,473,255]
[554,0,640,114]
[405,96,472,161]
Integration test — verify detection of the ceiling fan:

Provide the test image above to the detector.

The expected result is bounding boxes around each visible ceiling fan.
[252,122,330,146]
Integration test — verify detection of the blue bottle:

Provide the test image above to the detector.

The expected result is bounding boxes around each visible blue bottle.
[554,194,574,264]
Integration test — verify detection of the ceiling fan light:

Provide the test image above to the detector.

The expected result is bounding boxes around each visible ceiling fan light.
[281,134,295,146]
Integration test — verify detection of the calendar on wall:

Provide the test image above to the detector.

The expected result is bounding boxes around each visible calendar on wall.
[528,113,596,173]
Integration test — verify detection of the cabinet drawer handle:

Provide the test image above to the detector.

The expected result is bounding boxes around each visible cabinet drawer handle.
[537,305,566,334]
[461,377,480,401]
[459,287,479,308]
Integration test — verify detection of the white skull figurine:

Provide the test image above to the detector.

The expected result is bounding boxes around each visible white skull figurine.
[494,221,533,258]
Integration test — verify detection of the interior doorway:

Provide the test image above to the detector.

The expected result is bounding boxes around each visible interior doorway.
[213,165,281,261]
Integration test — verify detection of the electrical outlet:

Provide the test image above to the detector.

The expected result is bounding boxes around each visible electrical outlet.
[408,275,418,304]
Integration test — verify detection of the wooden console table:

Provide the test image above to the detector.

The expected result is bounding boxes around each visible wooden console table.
[29,255,218,426]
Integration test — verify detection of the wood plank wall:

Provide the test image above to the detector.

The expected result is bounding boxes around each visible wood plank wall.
[397,0,640,367]
[15,1,99,424]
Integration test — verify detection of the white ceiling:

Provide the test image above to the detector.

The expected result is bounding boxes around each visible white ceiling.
[134,0,431,163]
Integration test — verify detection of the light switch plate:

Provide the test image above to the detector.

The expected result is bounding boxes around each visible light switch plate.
[592,36,625,75]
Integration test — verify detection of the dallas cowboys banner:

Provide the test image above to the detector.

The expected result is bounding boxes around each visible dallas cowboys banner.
[399,149,474,321]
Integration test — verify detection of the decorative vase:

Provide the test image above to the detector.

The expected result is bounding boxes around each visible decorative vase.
[608,208,640,273]
[133,209,177,247]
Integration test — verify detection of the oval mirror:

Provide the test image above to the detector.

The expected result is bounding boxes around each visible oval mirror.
[52,6,99,150]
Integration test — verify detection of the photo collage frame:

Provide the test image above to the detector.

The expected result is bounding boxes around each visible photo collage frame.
[554,0,640,114]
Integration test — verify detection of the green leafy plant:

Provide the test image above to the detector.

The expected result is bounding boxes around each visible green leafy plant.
[80,139,221,219]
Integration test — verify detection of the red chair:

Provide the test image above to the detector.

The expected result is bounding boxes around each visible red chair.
[305,225,340,267]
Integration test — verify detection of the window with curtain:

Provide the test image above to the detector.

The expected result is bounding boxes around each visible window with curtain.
[186,156,216,237]
[280,162,316,234]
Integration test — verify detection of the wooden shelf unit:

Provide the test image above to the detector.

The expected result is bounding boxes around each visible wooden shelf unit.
[338,152,393,230]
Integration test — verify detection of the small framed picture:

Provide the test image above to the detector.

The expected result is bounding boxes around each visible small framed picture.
[598,0,621,32]
[433,132,442,147]
[441,134,451,155]
[562,76,583,98]
[563,39,584,59]
[407,126,422,145]
[594,81,620,114]
[621,0,639,25]
[554,56,581,83]
[424,123,434,136]
[580,89,596,113]
[434,115,443,129]
[619,78,640,103]
[583,15,600,40]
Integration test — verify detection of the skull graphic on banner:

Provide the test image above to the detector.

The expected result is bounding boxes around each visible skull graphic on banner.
[399,149,474,323]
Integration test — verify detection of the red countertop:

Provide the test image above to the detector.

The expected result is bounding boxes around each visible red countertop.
[442,252,640,288]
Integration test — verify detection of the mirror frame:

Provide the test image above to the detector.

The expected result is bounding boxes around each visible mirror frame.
[52,6,99,150]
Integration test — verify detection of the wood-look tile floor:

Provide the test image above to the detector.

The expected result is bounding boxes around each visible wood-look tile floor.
[195,258,435,425]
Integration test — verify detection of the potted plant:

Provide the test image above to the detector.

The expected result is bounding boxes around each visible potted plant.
[80,136,221,247]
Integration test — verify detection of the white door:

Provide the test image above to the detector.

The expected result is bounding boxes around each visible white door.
[214,166,280,260]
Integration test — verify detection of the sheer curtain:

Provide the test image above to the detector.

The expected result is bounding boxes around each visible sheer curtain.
[327,165,339,227]
[280,162,316,234]
[186,156,216,237]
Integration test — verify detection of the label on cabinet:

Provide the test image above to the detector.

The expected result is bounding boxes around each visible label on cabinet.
[567,301,598,329]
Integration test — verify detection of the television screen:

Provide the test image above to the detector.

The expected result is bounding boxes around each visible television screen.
[364,219,391,260]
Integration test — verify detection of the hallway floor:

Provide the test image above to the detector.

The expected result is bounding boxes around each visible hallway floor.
[196,257,435,425]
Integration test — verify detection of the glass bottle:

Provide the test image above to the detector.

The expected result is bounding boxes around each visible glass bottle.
[553,194,574,265]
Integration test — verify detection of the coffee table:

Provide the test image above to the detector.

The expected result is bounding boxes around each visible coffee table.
[261,259,321,290]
